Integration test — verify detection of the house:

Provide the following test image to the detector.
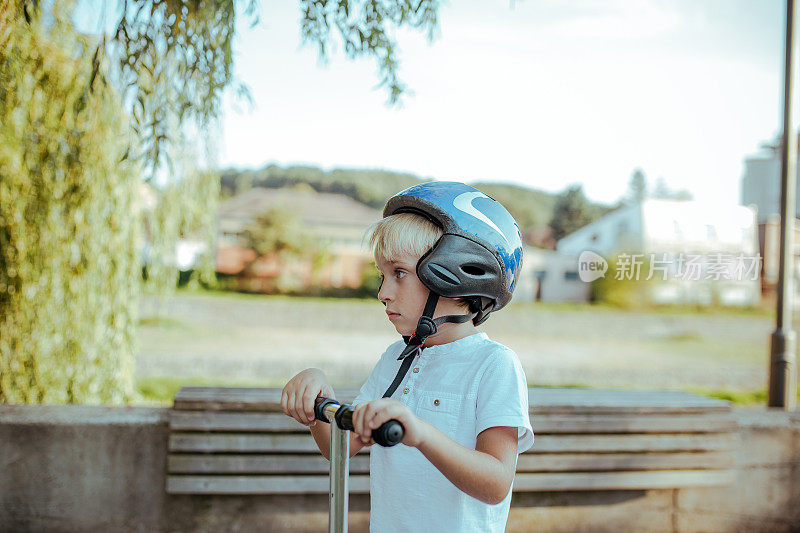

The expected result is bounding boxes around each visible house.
[512,247,591,303]
[215,188,382,291]
[556,199,760,306]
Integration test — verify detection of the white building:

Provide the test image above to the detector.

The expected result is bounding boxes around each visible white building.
[513,248,590,303]
[556,199,760,306]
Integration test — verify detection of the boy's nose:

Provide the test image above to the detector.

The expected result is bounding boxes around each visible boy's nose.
[378,282,392,303]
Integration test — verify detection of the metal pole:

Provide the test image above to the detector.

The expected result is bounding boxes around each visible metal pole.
[770,0,798,410]
[329,416,350,532]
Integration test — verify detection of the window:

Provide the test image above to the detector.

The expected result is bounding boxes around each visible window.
[564,271,579,281]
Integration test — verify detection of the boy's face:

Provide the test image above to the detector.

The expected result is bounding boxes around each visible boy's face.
[375,253,430,336]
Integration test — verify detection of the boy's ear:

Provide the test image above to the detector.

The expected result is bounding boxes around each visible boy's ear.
[461,297,481,313]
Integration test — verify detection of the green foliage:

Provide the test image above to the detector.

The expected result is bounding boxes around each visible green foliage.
[238,207,331,293]
[299,0,440,104]
[0,0,239,404]
[100,0,246,302]
[107,0,259,178]
[0,0,449,404]
[549,185,594,241]
[242,207,322,259]
[590,254,656,309]
[0,4,139,403]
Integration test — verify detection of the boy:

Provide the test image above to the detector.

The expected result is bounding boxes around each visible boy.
[281,181,533,532]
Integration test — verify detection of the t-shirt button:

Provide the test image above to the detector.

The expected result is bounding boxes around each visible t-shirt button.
[403,387,409,394]
[412,368,419,373]
[433,399,440,406]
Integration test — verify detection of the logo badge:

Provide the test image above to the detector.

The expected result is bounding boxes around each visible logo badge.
[453,191,511,246]
[578,250,608,282]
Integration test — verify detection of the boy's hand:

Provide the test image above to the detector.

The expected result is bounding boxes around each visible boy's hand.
[281,368,335,427]
[352,398,429,448]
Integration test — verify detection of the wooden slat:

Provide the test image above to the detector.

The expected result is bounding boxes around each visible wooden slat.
[169,433,320,453]
[168,454,370,474]
[515,452,734,472]
[173,387,732,415]
[167,474,368,494]
[530,433,735,453]
[169,411,735,434]
[529,388,731,412]
[166,469,734,495]
[173,388,359,412]
[532,414,736,433]
[512,470,735,491]
[169,432,734,454]
[166,451,732,475]
[170,411,308,432]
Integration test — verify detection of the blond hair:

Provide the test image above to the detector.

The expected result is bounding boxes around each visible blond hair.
[366,212,442,262]
[366,213,473,312]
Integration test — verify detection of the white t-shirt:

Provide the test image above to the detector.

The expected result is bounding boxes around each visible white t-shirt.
[352,332,534,533]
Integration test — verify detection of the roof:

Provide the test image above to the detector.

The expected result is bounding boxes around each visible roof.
[218,188,381,227]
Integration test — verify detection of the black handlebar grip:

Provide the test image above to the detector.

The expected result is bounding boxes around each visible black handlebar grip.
[314,397,338,423]
[335,405,404,447]
[371,419,404,447]
[314,397,405,447]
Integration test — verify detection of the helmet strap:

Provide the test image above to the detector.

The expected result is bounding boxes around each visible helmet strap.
[381,291,478,399]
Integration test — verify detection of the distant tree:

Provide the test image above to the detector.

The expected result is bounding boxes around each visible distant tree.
[240,207,329,290]
[653,177,670,199]
[549,185,593,241]
[653,177,693,201]
[242,208,317,259]
[627,168,647,203]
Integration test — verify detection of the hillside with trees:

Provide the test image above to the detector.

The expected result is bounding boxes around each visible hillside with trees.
[219,165,615,247]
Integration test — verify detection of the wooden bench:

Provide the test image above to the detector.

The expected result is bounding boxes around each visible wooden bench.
[166,387,736,495]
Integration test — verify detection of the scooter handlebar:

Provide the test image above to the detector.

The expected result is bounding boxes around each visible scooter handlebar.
[314,397,404,447]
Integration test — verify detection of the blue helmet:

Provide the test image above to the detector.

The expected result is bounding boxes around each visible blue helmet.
[384,181,523,325]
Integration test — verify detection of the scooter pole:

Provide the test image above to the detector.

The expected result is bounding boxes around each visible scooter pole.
[314,398,404,533]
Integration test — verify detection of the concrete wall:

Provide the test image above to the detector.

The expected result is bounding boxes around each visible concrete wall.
[1,405,798,532]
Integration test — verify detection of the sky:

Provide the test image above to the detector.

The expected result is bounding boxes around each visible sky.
[218,0,786,207]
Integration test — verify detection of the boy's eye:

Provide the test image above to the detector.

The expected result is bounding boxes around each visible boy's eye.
[395,270,406,279]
